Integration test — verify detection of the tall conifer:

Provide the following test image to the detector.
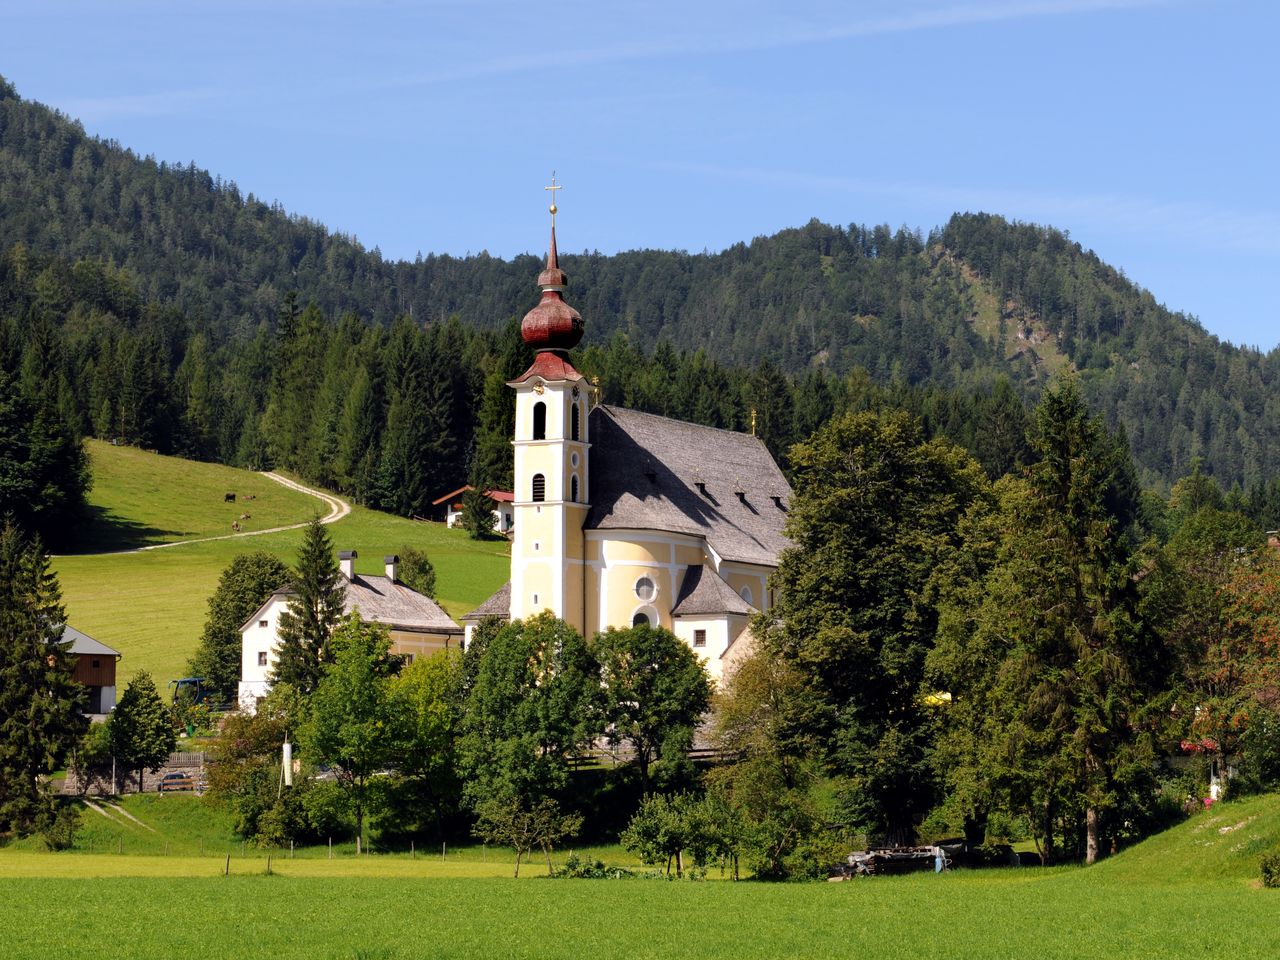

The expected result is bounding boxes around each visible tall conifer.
[0,521,86,834]
[271,518,345,694]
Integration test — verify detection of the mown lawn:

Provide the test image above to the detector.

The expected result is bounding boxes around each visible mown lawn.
[2,795,1279,958]
[52,445,509,686]
[0,868,1275,959]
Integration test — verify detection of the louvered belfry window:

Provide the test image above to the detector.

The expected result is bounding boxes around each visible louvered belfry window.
[532,473,546,502]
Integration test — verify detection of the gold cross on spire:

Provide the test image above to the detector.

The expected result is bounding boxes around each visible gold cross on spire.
[545,172,562,225]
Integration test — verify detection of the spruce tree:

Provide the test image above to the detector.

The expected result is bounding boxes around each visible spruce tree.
[0,521,86,834]
[271,518,346,695]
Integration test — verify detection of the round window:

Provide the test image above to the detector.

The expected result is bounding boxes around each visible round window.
[571,451,580,468]
[635,576,656,602]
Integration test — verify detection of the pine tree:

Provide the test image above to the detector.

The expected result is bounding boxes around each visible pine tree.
[0,521,86,834]
[271,518,346,695]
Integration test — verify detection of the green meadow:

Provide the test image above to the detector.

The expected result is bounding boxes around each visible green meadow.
[1,794,1279,959]
[52,443,509,686]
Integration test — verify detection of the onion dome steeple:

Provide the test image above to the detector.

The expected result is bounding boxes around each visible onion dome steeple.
[520,174,584,354]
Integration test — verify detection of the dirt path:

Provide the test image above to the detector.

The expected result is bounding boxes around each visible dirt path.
[117,473,351,554]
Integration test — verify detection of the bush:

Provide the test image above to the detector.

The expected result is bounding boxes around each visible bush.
[40,803,80,851]
[556,852,635,879]
[1261,851,1280,889]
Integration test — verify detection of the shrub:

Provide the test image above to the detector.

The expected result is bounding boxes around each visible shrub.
[40,803,80,851]
[1261,851,1280,889]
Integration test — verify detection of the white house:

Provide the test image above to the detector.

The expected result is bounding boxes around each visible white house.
[431,486,515,534]
[238,550,462,711]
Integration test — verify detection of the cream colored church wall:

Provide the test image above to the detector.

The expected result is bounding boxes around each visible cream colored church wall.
[720,563,772,612]
[586,530,711,634]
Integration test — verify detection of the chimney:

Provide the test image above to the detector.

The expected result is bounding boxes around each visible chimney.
[384,554,399,582]
[338,549,357,581]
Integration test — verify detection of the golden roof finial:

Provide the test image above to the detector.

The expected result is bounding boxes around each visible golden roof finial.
[750,407,758,437]
[544,171,562,226]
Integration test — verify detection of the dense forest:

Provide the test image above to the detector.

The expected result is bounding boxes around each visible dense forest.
[2,75,1279,509]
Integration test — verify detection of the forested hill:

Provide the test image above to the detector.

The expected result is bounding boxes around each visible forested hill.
[2,75,1279,492]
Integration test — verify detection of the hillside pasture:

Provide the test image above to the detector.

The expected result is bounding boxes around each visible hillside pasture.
[52,445,509,686]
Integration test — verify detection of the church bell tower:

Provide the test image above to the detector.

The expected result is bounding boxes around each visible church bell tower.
[507,177,590,632]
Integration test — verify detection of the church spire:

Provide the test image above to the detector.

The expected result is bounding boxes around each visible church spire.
[521,175,583,354]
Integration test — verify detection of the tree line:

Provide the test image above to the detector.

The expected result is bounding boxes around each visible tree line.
[4,75,1280,495]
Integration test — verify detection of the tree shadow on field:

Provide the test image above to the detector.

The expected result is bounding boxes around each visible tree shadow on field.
[57,503,179,554]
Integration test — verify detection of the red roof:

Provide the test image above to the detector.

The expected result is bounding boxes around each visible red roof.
[431,485,515,507]
[508,350,585,384]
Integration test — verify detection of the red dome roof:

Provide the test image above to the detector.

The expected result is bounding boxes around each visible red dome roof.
[521,225,583,352]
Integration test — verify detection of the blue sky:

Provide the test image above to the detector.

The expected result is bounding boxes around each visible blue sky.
[2,0,1275,348]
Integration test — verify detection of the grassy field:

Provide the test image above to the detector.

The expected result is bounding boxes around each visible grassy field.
[1,794,1279,959]
[52,444,509,685]
[69,440,322,551]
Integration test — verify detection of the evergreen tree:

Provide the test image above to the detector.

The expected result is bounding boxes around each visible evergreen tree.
[0,521,86,835]
[395,545,436,599]
[108,671,176,792]
[187,551,290,703]
[272,518,346,695]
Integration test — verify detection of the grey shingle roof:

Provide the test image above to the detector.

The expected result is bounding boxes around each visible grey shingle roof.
[670,565,755,617]
[59,625,122,658]
[462,581,512,622]
[345,574,462,634]
[585,405,792,566]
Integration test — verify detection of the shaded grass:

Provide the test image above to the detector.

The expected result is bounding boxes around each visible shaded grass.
[69,440,320,551]
[53,447,509,685]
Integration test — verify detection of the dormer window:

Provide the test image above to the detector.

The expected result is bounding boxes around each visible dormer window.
[533,402,547,440]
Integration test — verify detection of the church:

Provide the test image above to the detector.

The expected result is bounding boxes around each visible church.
[462,200,792,682]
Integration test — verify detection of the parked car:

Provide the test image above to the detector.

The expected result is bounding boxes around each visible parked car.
[157,771,196,793]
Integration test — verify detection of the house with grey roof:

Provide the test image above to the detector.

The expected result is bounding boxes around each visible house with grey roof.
[238,550,462,711]
[63,625,123,716]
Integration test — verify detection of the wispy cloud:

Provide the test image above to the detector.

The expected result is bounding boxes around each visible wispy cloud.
[360,0,1177,91]
[59,88,222,121]
[639,158,1280,260]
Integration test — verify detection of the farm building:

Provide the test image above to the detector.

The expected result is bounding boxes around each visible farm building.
[63,625,122,717]
[430,486,515,533]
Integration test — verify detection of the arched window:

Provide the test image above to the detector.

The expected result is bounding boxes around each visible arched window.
[532,402,546,440]
[740,585,754,606]
[570,474,579,503]
[632,612,650,627]
[532,473,545,502]
[571,402,580,441]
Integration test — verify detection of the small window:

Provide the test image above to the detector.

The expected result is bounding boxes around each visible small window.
[571,451,580,468]
[632,612,650,627]
[91,659,101,669]
[533,402,547,440]
[635,577,656,602]
[259,619,269,628]
[532,474,545,502]
[533,593,539,606]
[570,475,579,503]
[693,629,706,648]
[257,651,268,667]
[740,586,753,605]
[571,403,580,441]
[404,653,415,664]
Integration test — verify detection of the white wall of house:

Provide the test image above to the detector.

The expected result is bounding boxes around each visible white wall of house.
[238,594,289,712]
[447,503,514,532]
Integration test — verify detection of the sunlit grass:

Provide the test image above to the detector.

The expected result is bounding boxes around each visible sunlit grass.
[52,446,509,686]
